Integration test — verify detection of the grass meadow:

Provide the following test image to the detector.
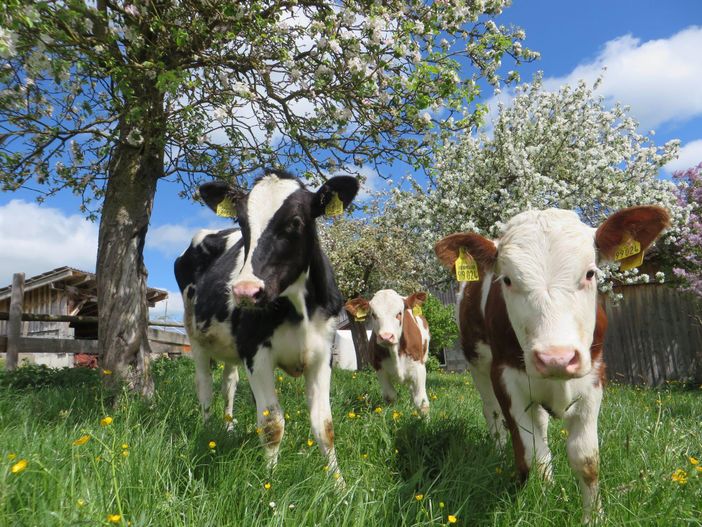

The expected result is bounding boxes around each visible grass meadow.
[0,358,700,526]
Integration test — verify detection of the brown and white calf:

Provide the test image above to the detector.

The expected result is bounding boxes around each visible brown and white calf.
[435,206,669,521]
[345,290,431,415]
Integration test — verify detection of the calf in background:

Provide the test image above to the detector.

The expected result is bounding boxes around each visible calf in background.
[345,290,431,415]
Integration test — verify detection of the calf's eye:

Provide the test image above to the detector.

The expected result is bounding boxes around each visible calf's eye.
[585,270,596,281]
[503,276,512,287]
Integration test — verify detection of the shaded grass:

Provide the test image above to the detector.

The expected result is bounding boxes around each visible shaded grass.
[0,359,700,526]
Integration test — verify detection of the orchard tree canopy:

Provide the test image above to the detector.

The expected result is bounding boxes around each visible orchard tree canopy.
[0,1,534,392]
[388,74,689,291]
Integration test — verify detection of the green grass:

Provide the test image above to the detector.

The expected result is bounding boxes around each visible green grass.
[0,359,700,526]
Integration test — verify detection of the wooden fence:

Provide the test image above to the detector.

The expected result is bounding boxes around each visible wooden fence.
[0,273,188,370]
[430,281,702,386]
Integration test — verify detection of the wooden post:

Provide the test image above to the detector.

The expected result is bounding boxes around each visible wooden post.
[349,319,370,370]
[6,272,25,371]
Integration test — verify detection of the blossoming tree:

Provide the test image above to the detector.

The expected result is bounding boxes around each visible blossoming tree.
[672,163,702,298]
[389,75,688,292]
[0,1,534,393]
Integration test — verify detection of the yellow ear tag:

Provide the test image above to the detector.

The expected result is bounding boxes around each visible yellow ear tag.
[412,305,423,317]
[216,197,237,218]
[455,247,480,282]
[614,239,643,271]
[354,306,367,322]
[325,192,344,217]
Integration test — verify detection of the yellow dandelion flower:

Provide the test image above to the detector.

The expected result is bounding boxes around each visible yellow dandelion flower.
[224,414,234,423]
[72,435,91,446]
[448,514,458,524]
[560,429,568,438]
[333,471,341,480]
[256,427,263,435]
[430,394,438,401]
[415,493,424,501]
[100,416,113,427]
[11,459,28,474]
[392,411,401,421]
[7,453,16,460]
[374,407,382,414]
[307,439,314,447]
[76,498,86,508]
[264,482,271,490]
[262,409,270,417]
[121,443,129,450]
[107,513,121,523]
[695,466,702,473]
[495,466,503,474]
[361,453,368,459]
[689,456,699,465]
[439,502,445,509]
[348,411,357,419]
[671,468,688,485]
[208,441,216,449]
[323,465,330,472]
[121,450,129,458]
[277,375,283,382]
[102,369,112,375]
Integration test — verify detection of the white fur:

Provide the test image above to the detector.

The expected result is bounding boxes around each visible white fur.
[234,174,300,288]
[497,209,599,378]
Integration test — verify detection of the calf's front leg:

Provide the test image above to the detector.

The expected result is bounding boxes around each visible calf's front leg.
[565,388,603,524]
[247,349,285,470]
[304,354,343,485]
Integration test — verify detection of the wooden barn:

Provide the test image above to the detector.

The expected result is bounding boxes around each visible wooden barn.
[0,267,188,368]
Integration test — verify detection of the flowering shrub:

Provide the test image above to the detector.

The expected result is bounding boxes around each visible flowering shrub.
[388,74,688,294]
[672,163,702,298]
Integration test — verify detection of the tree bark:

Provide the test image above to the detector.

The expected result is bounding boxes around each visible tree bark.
[349,319,370,370]
[97,94,164,396]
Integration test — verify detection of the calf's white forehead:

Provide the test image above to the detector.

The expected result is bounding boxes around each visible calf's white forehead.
[247,174,302,239]
[499,209,596,283]
[369,289,405,315]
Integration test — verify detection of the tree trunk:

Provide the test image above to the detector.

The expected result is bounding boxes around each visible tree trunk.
[97,99,164,396]
[349,319,370,370]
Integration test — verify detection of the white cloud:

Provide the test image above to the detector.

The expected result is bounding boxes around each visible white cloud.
[149,289,184,322]
[0,200,98,287]
[664,139,702,173]
[146,219,232,257]
[486,26,702,131]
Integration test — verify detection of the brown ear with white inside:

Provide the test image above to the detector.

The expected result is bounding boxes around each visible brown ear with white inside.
[595,206,671,262]
[404,292,427,309]
[434,232,498,273]
[344,297,370,318]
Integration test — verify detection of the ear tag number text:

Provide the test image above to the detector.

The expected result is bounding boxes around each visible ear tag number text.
[216,197,237,218]
[615,239,644,271]
[354,306,367,322]
[455,247,480,282]
[325,192,344,217]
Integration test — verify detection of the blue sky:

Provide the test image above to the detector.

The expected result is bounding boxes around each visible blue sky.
[1,0,701,320]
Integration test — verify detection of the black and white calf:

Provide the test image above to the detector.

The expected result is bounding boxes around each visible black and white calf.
[174,170,358,475]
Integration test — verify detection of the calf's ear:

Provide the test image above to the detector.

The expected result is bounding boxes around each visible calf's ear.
[313,176,360,218]
[434,232,497,273]
[344,297,370,318]
[405,292,427,308]
[198,181,247,216]
[595,206,670,262]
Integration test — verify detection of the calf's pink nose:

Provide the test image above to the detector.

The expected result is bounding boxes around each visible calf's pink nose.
[533,347,580,377]
[232,281,262,301]
[378,332,396,344]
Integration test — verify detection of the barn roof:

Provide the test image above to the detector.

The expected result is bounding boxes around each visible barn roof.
[0,266,168,308]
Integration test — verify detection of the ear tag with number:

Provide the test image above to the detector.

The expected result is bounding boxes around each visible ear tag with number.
[412,305,423,317]
[455,247,480,282]
[216,197,237,218]
[614,238,644,271]
[354,306,368,322]
[325,192,344,217]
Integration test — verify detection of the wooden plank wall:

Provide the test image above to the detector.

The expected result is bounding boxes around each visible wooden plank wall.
[603,285,702,386]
